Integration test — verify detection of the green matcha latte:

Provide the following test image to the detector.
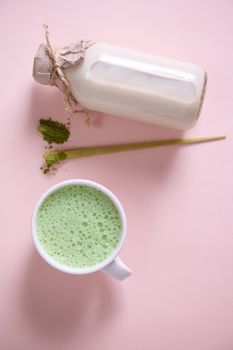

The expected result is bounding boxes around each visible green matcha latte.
[36,184,122,268]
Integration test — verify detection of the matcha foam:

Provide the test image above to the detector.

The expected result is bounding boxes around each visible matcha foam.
[36,184,122,268]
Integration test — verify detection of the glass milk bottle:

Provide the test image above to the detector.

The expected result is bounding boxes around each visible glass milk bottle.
[33,42,207,130]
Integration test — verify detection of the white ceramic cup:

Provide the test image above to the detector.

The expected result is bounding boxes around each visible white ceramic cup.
[32,179,132,281]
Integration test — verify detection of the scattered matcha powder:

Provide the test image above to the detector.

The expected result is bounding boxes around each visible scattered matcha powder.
[37,118,70,174]
[37,118,70,145]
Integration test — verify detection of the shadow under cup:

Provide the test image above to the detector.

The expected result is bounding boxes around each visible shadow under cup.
[32,179,131,280]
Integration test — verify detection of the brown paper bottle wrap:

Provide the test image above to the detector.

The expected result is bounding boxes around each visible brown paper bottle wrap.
[33,25,94,113]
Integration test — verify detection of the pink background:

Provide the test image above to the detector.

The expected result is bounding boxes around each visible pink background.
[1,1,233,349]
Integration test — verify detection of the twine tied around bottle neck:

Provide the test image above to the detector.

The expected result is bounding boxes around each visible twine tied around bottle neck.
[44,24,74,112]
[33,25,94,115]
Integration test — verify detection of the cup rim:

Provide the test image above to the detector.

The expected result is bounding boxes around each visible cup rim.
[32,179,127,275]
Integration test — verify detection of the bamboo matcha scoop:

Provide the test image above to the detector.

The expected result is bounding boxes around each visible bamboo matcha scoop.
[44,135,226,170]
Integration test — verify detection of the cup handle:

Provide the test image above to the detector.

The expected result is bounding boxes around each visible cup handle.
[102,257,132,281]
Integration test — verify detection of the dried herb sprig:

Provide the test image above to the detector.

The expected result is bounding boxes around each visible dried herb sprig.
[43,135,226,171]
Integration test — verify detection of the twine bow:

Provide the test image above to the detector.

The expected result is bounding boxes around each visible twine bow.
[43,24,93,116]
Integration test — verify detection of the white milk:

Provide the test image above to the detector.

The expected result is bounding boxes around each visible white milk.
[33,42,207,129]
[65,43,207,129]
